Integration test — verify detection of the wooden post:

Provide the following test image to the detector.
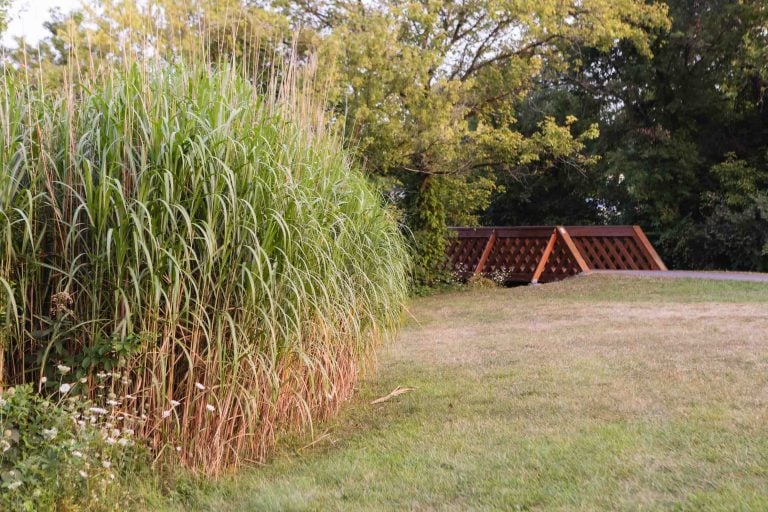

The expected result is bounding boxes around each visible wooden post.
[557,226,590,273]
[531,230,558,284]
[632,225,668,271]
[474,229,497,274]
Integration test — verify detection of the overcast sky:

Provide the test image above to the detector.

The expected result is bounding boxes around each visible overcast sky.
[3,0,81,46]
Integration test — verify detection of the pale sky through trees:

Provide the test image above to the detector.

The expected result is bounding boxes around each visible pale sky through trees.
[2,0,80,45]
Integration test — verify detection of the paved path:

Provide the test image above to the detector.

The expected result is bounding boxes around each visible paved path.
[592,270,768,283]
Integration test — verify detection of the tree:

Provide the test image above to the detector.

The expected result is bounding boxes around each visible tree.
[278,0,670,284]
[86,0,294,65]
[2,8,93,89]
[3,1,300,88]
[482,79,627,226]
[555,0,768,269]
[701,155,768,271]
[0,0,10,35]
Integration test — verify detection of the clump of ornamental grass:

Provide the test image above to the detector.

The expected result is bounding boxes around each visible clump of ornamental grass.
[0,63,409,475]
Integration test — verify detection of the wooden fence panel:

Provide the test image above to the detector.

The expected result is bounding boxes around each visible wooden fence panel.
[484,234,551,278]
[444,235,489,278]
[444,225,666,283]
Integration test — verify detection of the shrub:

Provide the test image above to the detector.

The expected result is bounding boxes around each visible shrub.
[466,274,500,289]
[0,64,409,475]
[0,384,143,511]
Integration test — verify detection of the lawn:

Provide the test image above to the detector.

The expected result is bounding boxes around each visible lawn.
[150,275,768,511]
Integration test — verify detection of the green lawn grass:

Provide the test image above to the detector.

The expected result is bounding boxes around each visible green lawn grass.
[147,275,768,511]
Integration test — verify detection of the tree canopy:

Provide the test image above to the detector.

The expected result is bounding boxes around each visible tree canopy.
[277,0,670,283]
[495,0,768,271]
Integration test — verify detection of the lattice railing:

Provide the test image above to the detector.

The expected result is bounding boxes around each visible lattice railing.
[444,234,489,279]
[444,225,666,284]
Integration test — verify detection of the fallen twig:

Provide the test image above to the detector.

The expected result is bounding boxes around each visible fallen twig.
[370,386,416,404]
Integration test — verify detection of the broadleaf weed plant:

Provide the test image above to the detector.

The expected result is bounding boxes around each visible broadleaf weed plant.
[1,381,145,511]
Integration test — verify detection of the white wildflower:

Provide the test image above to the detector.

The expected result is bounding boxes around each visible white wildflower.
[205,404,215,413]
[72,450,83,458]
[105,437,116,445]
[41,428,58,440]
[79,470,88,478]
[170,400,181,407]
[111,429,120,438]
[57,364,71,374]
[102,460,111,469]
[8,481,22,490]
[123,428,135,437]
[106,399,119,406]
[117,438,130,446]
[40,376,47,384]
[162,409,172,419]
[59,383,72,394]
[79,377,87,384]
[195,382,205,391]
[89,407,108,415]
[1,440,10,453]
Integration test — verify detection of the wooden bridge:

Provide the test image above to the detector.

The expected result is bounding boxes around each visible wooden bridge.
[444,226,667,284]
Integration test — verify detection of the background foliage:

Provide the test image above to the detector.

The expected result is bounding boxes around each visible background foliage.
[486,0,768,270]
[2,0,673,285]
[4,1,768,278]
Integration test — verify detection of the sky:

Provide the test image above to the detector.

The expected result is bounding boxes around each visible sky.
[2,0,81,46]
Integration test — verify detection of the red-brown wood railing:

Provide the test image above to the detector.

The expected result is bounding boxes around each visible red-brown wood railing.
[443,225,667,284]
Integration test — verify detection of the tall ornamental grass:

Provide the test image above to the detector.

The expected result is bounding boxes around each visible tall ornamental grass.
[0,64,408,474]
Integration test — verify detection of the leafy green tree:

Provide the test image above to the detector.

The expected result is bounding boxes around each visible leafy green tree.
[3,1,299,88]
[2,8,93,88]
[279,0,670,284]
[568,0,768,269]
[488,0,768,270]
[701,155,768,270]
[483,82,626,226]
[87,0,293,64]
[0,0,10,34]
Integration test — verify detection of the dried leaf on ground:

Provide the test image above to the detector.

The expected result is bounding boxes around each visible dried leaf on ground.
[370,386,416,405]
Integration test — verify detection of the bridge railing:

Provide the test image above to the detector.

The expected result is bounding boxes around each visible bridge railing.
[443,225,667,284]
